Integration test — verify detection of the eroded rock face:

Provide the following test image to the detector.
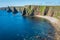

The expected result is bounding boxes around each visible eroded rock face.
[42,6,55,17]
[13,7,18,14]
[42,6,60,18]
[30,9,35,16]
[44,6,49,16]
[7,6,12,13]
[22,8,26,16]
[3,6,60,18]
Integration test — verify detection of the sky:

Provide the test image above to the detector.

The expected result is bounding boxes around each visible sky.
[0,0,60,7]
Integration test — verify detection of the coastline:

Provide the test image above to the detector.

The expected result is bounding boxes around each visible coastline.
[35,15,60,40]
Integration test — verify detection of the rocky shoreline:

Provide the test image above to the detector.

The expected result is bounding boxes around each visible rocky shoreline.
[52,21,60,40]
[35,15,60,40]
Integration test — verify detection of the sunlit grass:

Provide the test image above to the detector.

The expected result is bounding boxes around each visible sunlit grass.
[39,6,46,15]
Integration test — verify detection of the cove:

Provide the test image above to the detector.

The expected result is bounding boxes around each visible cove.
[0,10,55,40]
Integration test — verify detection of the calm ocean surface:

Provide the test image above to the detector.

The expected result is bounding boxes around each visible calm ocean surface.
[0,10,55,40]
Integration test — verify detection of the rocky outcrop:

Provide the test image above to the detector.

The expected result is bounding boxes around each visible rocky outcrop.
[30,9,35,16]
[32,6,60,18]
[7,6,12,13]
[42,6,60,19]
[44,6,49,16]
[12,7,18,14]
[0,6,60,19]
[22,8,26,16]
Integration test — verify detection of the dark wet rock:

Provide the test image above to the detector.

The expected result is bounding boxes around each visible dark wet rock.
[7,6,12,13]
[13,7,18,14]
[22,8,26,16]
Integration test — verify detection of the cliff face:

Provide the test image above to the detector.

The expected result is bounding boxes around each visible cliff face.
[52,7,60,18]
[43,6,60,19]
[0,6,60,19]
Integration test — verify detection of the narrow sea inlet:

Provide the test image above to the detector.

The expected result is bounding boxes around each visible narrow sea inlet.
[0,10,55,40]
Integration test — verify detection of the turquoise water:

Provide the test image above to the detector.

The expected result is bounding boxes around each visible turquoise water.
[0,10,55,40]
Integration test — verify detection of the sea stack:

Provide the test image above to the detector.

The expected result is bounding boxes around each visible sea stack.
[22,8,26,16]
[13,7,18,14]
[30,9,34,16]
[7,6,12,13]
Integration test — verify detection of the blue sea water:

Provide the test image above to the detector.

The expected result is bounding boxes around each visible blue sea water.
[0,10,55,40]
